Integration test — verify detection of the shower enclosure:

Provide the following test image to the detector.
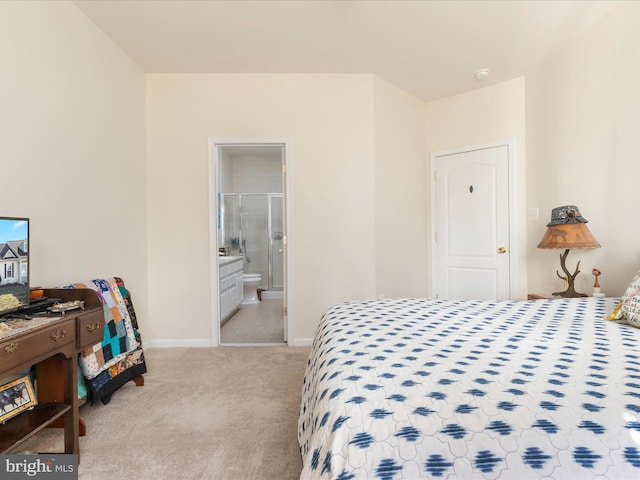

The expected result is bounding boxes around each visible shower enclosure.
[220,193,284,292]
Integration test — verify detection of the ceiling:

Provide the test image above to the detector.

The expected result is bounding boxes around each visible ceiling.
[73,0,617,101]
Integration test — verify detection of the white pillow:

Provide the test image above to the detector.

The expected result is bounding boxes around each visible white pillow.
[621,293,640,328]
[607,270,640,326]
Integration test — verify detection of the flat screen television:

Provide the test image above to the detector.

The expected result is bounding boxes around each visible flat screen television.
[0,216,29,318]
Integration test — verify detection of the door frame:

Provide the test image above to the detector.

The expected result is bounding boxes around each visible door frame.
[208,137,293,346]
[430,139,517,299]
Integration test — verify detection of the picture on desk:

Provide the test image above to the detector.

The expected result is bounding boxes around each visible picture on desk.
[0,374,36,423]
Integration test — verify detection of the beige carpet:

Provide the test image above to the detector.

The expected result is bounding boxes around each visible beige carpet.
[19,346,310,480]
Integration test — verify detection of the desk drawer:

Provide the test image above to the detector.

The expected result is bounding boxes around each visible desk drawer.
[0,319,74,373]
[76,309,104,349]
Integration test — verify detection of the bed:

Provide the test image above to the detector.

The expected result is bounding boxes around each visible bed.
[298,294,640,479]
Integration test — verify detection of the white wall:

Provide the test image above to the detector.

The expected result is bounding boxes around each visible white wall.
[8,2,633,349]
[219,149,233,194]
[145,74,378,345]
[526,2,640,296]
[424,78,527,299]
[0,2,148,320]
[230,155,282,193]
[373,77,429,298]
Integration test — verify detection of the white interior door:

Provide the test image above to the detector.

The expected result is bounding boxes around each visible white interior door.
[432,144,512,300]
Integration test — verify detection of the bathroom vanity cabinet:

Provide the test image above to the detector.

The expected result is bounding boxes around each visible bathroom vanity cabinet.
[219,256,243,324]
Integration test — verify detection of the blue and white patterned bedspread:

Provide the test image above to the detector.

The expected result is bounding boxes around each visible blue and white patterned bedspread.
[298,297,640,479]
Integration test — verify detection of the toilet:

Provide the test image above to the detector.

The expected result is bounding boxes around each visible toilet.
[242,274,262,304]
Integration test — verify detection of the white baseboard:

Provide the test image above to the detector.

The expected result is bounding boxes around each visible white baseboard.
[261,290,284,299]
[288,338,313,347]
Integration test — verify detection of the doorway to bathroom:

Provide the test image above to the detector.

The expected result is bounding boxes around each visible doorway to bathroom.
[210,140,289,346]
[220,193,284,291]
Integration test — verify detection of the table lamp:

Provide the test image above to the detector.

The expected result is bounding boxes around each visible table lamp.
[537,205,600,297]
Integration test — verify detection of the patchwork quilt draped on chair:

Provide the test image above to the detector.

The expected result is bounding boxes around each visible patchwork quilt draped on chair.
[66,277,147,404]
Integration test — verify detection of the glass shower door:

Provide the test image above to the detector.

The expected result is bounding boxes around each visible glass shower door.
[270,194,284,290]
[242,194,269,290]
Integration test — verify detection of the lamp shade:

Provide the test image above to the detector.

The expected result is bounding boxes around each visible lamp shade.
[537,205,600,250]
[537,205,600,298]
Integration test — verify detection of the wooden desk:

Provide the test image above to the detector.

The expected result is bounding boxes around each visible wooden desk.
[0,290,103,457]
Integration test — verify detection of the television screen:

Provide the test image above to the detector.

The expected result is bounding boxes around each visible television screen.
[0,217,29,317]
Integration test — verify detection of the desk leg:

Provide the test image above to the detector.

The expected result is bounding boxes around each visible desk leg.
[36,357,87,436]
[62,354,80,457]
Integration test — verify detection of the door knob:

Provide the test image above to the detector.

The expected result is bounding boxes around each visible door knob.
[497,247,507,254]
[278,249,283,254]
